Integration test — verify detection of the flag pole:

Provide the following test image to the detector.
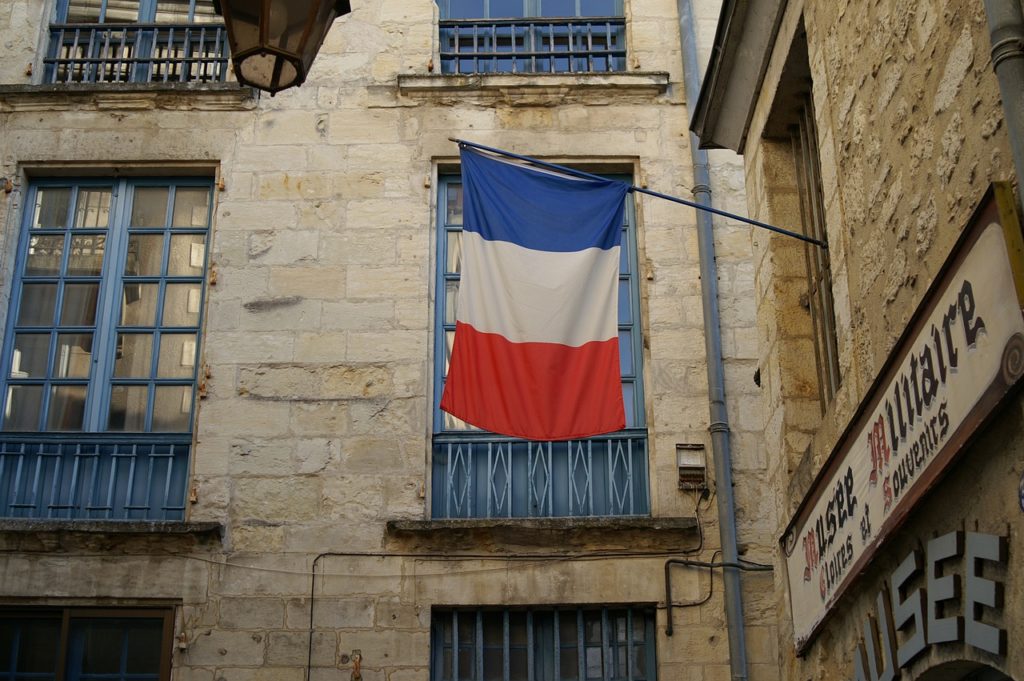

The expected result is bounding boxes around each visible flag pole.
[449,137,827,250]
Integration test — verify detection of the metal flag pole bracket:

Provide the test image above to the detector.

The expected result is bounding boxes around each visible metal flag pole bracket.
[449,137,828,250]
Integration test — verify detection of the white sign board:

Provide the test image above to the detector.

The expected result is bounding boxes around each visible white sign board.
[782,186,1024,652]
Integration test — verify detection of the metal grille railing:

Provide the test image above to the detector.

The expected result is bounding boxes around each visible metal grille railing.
[44,23,230,84]
[439,18,627,74]
[432,430,648,519]
[431,607,657,681]
[0,439,190,520]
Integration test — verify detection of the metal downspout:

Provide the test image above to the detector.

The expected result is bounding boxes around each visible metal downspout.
[676,1,750,680]
[984,0,1024,190]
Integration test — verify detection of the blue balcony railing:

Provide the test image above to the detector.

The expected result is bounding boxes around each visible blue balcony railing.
[44,23,230,84]
[432,430,649,519]
[0,439,190,520]
[439,18,627,75]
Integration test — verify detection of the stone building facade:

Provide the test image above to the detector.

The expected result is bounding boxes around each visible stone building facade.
[0,1,778,680]
[694,0,1023,678]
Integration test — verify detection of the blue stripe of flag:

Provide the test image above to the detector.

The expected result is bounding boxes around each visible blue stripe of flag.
[460,148,630,253]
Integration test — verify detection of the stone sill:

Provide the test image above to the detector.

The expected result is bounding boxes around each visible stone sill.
[387,516,697,552]
[0,519,223,538]
[397,72,670,99]
[0,82,255,112]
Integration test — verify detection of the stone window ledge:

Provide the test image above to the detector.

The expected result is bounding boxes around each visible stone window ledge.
[397,72,670,100]
[386,516,697,552]
[0,83,255,112]
[0,519,223,538]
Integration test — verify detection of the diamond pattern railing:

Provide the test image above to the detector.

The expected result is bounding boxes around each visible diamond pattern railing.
[432,430,649,519]
[0,438,190,520]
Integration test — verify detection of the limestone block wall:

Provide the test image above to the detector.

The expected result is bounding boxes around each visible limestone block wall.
[0,0,777,679]
[739,0,1020,677]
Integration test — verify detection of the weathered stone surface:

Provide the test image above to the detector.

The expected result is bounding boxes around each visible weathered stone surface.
[0,1,767,680]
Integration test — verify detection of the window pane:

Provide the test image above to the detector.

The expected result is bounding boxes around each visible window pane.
[189,0,220,23]
[631,644,646,679]
[482,612,502,646]
[509,649,527,681]
[483,650,502,681]
[14,617,61,673]
[0,620,11,670]
[560,649,579,680]
[157,333,197,378]
[115,334,154,377]
[4,385,43,431]
[32,188,71,229]
[54,333,93,378]
[618,280,630,324]
[131,188,170,227]
[155,0,195,22]
[447,185,463,224]
[622,383,635,428]
[73,188,112,228]
[445,330,455,375]
[168,234,206,276]
[458,648,474,681]
[585,646,603,679]
[445,0,486,19]
[103,0,141,23]
[12,334,50,378]
[172,187,211,227]
[631,615,645,641]
[539,0,575,16]
[18,284,58,327]
[124,619,164,674]
[108,385,148,431]
[582,0,619,14]
[447,231,462,274]
[121,284,160,326]
[126,234,166,276]
[559,612,578,645]
[491,0,527,17]
[618,330,632,375]
[47,385,88,430]
[445,281,459,325]
[72,619,123,674]
[60,283,100,326]
[583,612,601,644]
[26,235,65,276]
[152,385,192,431]
[67,235,106,275]
[163,283,202,326]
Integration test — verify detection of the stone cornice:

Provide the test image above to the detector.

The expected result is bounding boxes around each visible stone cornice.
[397,72,671,103]
[386,516,698,553]
[0,82,256,113]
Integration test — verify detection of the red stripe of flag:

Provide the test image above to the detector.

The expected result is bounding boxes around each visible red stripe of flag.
[440,321,625,441]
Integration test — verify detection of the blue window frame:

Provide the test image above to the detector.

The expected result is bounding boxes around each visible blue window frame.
[438,0,626,74]
[431,606,657,681]
[45,0,228,84]
[432,175,649,519]
[0,607,172,681]
[0,179,211,521]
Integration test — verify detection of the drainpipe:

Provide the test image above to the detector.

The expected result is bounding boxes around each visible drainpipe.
[676,1,749,680]
[984,0,1024,190]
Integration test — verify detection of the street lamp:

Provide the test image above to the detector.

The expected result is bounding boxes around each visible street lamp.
[213,0,352,94]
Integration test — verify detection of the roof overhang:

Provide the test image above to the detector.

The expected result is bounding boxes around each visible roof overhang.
[689,0,789,152]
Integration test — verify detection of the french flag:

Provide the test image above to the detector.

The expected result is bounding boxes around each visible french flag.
[440,147,631,441]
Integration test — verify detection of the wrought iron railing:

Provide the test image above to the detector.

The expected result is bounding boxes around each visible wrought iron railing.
[44,23,230,84]
[0,438,190,520]
[439,17,627,75]
[432,430,649,519]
